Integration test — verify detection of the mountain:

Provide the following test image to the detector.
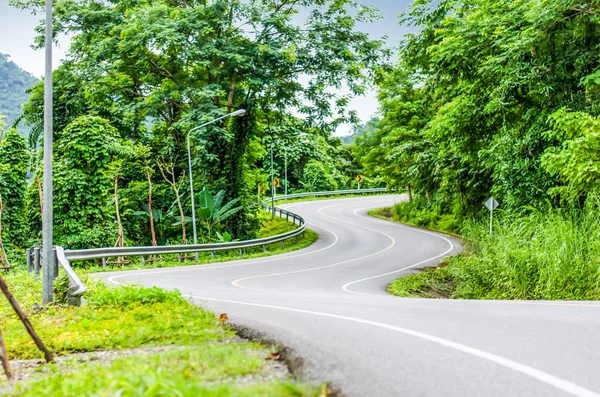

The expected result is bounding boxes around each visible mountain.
[0,53,39,135]
[340,117,379,144]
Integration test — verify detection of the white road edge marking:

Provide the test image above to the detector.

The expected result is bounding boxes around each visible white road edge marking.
[104,197,600,397]
[341,204,456,293]
[190,295,600,397]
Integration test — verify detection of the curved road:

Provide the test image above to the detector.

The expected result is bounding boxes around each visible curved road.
[101,195,600,397]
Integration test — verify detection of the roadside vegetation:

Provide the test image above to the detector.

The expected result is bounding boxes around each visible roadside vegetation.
[348,0,600,302]
[80,212,318,273]
[377,198,600,300]
[0,272,320,396]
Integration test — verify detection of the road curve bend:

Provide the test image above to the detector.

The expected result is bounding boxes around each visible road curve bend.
[100,195,600,397]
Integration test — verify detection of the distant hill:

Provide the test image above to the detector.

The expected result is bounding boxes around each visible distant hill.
[340,118,379,144]
[0,53,39,135]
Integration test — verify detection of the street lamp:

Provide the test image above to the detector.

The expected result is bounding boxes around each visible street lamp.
[187,109,246,246]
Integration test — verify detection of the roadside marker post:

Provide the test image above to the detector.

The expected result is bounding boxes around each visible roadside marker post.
[484,197,499,235]
[356,175,363,190]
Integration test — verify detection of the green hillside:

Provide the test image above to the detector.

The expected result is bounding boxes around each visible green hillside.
[0,53,38,134]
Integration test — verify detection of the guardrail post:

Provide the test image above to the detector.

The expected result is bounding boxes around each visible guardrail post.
[53,248,58,281]
[33,247,40,278]
[286,212,289,222]
[239,249,243,258]
[295,235,299,244]
[263,245,266,252]
[102,257,107,268]
[211,251,214,259]
[141,256,145,266]
[177,254,181,263]
[26,249,32,273]
[281,240,285,249]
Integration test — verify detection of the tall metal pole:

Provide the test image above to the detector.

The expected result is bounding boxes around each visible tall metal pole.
[186,110,246,246]
[284,149,287,196]
[270,142,275,219]
[42,0,54,305]
[187,134,198,246]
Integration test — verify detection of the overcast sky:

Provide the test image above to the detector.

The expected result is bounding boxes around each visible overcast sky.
[0,0,415,135]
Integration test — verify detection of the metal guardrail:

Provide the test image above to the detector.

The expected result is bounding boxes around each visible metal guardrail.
[273,188,388,201]
[55,246,87,306]
[64,206,306,261]
[28,188,387,305]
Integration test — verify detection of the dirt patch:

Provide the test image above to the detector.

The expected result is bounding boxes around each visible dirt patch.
[375,208,393,219]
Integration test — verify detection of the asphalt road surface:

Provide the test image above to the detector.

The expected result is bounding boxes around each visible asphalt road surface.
[100,195,600,397]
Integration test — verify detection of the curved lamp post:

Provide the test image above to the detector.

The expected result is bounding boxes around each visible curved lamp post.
[187,109,246,246]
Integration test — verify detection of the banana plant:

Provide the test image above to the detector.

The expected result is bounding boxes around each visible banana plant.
[197,187,243,241]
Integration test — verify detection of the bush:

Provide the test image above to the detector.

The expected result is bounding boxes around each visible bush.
[300,160,338,192]
[392,195,465,234]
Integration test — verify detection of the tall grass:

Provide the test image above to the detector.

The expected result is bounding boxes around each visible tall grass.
[449,198,600,300]
[392,196,464,235]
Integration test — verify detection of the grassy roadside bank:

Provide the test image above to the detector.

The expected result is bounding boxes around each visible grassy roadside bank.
[372,202,600,301]
[0,213,324,396]
[0,273,321,396]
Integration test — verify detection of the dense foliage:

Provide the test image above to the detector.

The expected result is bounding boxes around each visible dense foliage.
[353,0,600,215]
[0,118,28,260]
[1,0,388,259]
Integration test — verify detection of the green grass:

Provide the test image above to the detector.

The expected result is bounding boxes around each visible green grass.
[12,345,316,397]
[376,199,600,301]
[0,273,320,395]
[80,212,319,274]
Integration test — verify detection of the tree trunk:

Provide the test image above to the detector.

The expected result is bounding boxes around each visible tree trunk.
[146,169,157,247]
[158,162,187,244]
[0,273,53,363]
[174,186,187,244]
[407,183,412,202]
[0,195,9,269]
[0,326,12,380]
[114,176,124,248]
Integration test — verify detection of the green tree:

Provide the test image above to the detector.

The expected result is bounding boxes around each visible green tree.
[354,0,600,215]
[15,0,388,240]
[0,120,28,252]
[52,116,121,249]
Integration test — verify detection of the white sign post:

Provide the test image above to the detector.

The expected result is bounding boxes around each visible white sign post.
[484,197,499,235]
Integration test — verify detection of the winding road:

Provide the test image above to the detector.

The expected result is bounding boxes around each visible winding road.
[100,195,600,397]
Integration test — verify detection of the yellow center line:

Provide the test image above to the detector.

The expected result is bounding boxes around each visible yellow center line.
[231,203,397,292]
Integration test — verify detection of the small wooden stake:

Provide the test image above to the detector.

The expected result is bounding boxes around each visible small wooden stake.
[0,327,12,380]
[0,274,53,363]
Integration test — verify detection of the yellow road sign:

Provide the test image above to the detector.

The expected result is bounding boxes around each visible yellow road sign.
[273,178,281,188]
[356,175,363,183]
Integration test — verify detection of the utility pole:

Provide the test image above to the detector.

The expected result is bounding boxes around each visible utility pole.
[270,141,275,219]
[284,149,288,196]
[42,0,54,304]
